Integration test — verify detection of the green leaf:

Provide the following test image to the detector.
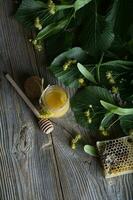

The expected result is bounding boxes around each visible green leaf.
[78,1,114,55]
[77,63,97,83]
[120,115,133,135]
[36,18,69,40]
[16,0,46,10]
[15,0,72,29]
[74,0,92,12]
[84,145,97,157]
[45,31,74,63]
[106,0,133,56]
[97,60,133,98]
[107,0,133,41]
[15,0,48,28]
[56,5,74,11]
[71,86,114,130]
[101,60,133,70]
[50,47,88,88]
[126,94,133,102]
[100,100,133,116]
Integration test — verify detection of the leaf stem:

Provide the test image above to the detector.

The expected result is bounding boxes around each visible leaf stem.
[107,116,123,130]
[97,52,104,82]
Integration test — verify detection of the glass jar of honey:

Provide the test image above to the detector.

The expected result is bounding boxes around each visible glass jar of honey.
[40,85,69,118]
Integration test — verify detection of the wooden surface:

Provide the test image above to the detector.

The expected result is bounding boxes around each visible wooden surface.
[0,1,133,200]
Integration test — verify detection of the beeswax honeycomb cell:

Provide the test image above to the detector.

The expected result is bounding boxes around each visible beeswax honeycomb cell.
[97,136,133,178]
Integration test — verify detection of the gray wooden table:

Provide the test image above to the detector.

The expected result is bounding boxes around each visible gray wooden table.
[0,1,133,200]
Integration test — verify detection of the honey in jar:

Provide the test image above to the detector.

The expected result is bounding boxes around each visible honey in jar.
[40,85,69,118]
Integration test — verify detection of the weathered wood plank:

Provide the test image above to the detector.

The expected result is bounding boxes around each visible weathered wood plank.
[0,1,63,199]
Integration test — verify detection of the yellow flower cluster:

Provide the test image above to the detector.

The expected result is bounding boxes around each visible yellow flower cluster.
[71,134,81,150]
[39,107,53,119]
[111,86,119,94]
[106,71,119,94]
[78,78,85,86]
[106,71,116,84]
[34,17,42,30]
[29,39,43,52]
[63,59,77,71]
[48,0,56,15]
[84,106,93,124]
[99,126,109,136]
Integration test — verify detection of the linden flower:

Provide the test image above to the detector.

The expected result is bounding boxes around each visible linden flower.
[106,71,112,80]
[75,134,81,141]
[71,134,81,150]
[99,126,109,136]
[72,138,76,144]
[35,44,43,52]
[106,71,116,84]
[109,78,116,84]
[40,113,52,119]
[48,0,56,15]
[84,110,90,117]
[111,86,119,94]
[71,143,76,150]
[63,59,77,71]
[32,39,37,45]
[31,40,43,51]
[101,130,108,136]
[78,78,85,85]
[84,110,92,124]
[34,17,42,30]
[71,60,77,64]
[63,63,69,71]
[40,109,53,119]
[88,118,92,124]
[72,134,82,143]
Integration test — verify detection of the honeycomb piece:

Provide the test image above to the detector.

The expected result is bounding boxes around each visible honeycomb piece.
[96,136,133,178]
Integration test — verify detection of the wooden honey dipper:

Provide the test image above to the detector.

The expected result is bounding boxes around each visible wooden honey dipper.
[4,73,54,134]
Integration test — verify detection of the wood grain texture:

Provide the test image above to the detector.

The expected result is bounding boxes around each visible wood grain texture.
[0,1,62,200]
[0,0,133,200]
